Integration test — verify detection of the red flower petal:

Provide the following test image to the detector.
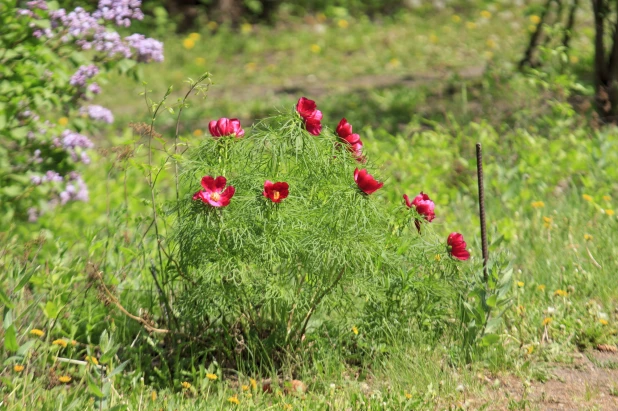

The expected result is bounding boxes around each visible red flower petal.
[336,118,353,138]
[447,232,470,261]
[214,176,227,191]
[411,192,435,222]
[403,194,412,208]
[208,120,219,137]
[201,175,216,192]
[305,118,322,136]
[219,186,235,206]
[296,97,317,119]
[354,168,383,195]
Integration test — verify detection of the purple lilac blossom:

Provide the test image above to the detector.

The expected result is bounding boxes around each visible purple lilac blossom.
[44,171,64,182]
[59,174,89,203]
[80,105,114,123]
[26,0,48,10]
[27,207,39,222]
[50,7,99,41]
[61,130,94,149]
[70,65,99,87]
[87,82,101,94]
[125,34,164,62]
[93,0,144,27]
[91,30,131,58]
[31,175,42,185]
[33,149,43,164]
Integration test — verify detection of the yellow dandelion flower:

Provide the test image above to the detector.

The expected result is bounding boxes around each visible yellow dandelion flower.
[466,22,476,30]
[537,284,546,291]
[241,23,252,34]
[250,378,257,390]
[228,395,240,405]
[188,32,200,41]
[543,216,552,228]
[151,391,157,401]
[310,44,321,53]
[531,201,545,208]
[182,38,195,50]
[603,195,611,201]
[195,57,206,66]
[352,326,359,335]
[30,329,44,337]
[517,281,525,288]
[584,234,593,241]
[451,15,461,23]
[14,364,25,372]
[58,117,69,126]
[605,209,615,216]
[529,15,541,25]
[486,39,496,49]
[388,58,401,68]
[85,356,99,365]
[434,254,441,261]
[52,339,68,348]
[405,392,413,399]
[480,10,491,19]
[527,345,534,354]
[583,194,593,202]
[600,319,609,325]
[542,317,552,326]
[193,129,203,137]
[206,373,217,381]
[317,13,327,23]
[338,19,349,29]
[207,21,218,31]
[569,55,579,64]
[242,384,249,391]
[181,381,191,389]
[59,375,72,383]
[554,289,568,297]
[429,34,438,44]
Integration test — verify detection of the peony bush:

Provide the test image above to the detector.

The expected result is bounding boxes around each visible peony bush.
[167,96,477,366]
[0,0,163,223]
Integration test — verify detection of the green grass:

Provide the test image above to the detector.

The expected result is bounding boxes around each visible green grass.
[2,2,618,410]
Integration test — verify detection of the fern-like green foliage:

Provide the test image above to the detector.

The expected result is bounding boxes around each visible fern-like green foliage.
[172,105,465,364]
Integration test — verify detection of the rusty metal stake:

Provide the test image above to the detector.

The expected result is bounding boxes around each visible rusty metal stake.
[476,143,489,282]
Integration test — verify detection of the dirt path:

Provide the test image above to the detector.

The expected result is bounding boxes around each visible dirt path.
[206,65,487,103]
[477,350,618,410]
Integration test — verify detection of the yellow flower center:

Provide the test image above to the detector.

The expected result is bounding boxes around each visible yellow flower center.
[210,192,221,202]
[273,191,280,201]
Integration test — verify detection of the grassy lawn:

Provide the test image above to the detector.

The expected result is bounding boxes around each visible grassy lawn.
[2,2,618,410]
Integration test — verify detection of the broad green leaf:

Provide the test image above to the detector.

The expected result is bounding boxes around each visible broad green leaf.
[4,325,18,352]
[108,360,130,378]
[481,333,500,346]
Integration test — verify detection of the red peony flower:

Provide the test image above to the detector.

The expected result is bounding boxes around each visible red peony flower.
[447,232,470,261]
[336,118,354,138]
[305,117,322,136]
[208,118,245,138]
[336,118,365,162]
[296,97,318,119]
[263,180,289,203]
[403,192,435,222]
[354,168,383,195]
[296,97,322,136]
[193,175,235,207]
